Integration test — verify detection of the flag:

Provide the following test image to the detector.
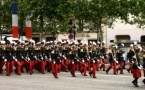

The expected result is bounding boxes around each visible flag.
[12,3,18,38]
[26,20,32,38]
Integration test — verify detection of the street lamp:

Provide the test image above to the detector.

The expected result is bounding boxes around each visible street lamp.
[68,16,76,40]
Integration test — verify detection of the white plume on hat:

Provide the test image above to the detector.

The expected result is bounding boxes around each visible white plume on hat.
[84,42,88,45]
[130,44,133,47]
[42,39,46,43]
[58,39,62,42]
[121,43,124,47]
[102,41,105,44]
[0,40,5,44]
[134,41,137,45]
[93,42,96,45]
[138,46,142,50]
[89,41,92,44]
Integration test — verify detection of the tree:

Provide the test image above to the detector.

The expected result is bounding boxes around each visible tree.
[0,0,12,40]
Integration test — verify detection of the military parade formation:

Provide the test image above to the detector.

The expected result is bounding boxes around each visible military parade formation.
[0,39,145,87]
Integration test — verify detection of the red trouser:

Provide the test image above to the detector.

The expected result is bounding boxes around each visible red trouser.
[71,64,78,76]
[46,61,52,72]
[0,61,4,73]
[117,61,124,73]
[65,59,70,72]
[96,60,100,71]
[89,63,97,78]
[52,63,59,78]
[61,59,65,71]
[87,60,91,71]
[100,59,107,71]
[127,62,133,72]
[133,68,141,78]
[41,60,46,74]
[16,60,25,75]
[28,60,35,74]
[80,62,88,75]
[106,62,117,74]
[143,69,145,77]
[78,59,82,70]
[6,60,15,75]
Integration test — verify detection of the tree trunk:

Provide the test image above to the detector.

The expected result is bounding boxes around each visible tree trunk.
[40,15,43,42]
[0,25,2,40]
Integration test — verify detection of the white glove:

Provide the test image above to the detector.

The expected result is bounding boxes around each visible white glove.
[53,61,56,64]
[49,58,51,61]
[15,59,18,62]
[97,59,100,61]
[34,56,37,59]
[88,56,90,59]
[13,56,16,60]
[77,59,79,61]
[64,57,67,60]
[93,60,95,63]
[51,50,54,54]
[2,56,5,59]
[27,58,30,61]
[72,61,74,64]
[4,59,7,62]
[60,60,61,62]
[22,56,24,59]
[82,60,84,62]
[116,61,119,64]
[132,61,134,63]
[138,66,142,69]
[45,56,48,59]
[41,57,43,60]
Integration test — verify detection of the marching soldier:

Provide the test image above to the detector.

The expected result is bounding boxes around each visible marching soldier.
[39,42,47,74]
[96,43,101,71]
[15,41,25,75]
[0,41,5,74]
[141,46,145,84]
[4,41,14,76]
[89,43,98,78]
[52,45,62,78]
[80,42,89,76]
[100,42,107,71]
[27,41,36,75]
[106,45,117,74]
[132,56,141,87]
[70,45,78,77]
[116,44,125,74]
[127,44,135,73]
[45,42,52,72]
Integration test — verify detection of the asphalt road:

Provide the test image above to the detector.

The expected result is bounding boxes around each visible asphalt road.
[0,66,145,90]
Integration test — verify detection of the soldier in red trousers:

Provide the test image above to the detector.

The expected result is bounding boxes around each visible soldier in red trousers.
[132,57,141,87]
[116,44,125,74]
[70,46,78,77]
[0,41,5,74]
[89,43,98,78]
[106,45,117,75]
[52,46,62,78]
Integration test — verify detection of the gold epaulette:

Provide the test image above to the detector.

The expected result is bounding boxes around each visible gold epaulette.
[14,47,17,51]
[25,48,28,51]
[133,55,136,59]
[69,51,72,54]
[46,47,50,50]
[143,55,145,58]
[80,49,83,52]
[127,50,129,53]
[3,48,6,50]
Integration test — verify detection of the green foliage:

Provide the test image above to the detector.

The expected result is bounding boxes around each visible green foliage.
[1,0,145,41]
